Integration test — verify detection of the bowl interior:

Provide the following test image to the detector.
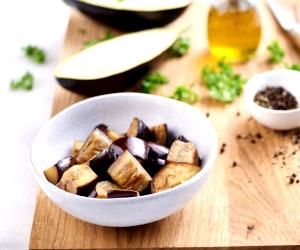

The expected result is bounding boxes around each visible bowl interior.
[246,69,300,107]
[31,93,217,185]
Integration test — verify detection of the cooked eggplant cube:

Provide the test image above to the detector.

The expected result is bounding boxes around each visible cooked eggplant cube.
[44,166,60,185]
[127,117,153,141]
[76,128,112,163]
[107,190,139,199]
[44,156,75,185]
[88,189,97,198]
[108,150,152,192]
[108,136,148,162]
[89,150,112,180]
[150,124,168,145]
[151,163,201,193]
[57,163,98,194]
[95,181,121,198]
[167,140,199,165]
[145,142,169,176]
[71,140,84,158]
[96,123,121,141]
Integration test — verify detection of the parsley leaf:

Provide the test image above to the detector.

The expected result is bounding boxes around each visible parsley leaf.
[170,85,198,104]
[10,72,34,91]
[23,45,46,64]
[284,63,300,71]
[202,61,246,103]
[84,32,115,49]
[267,40,285,64]
[170,36,191,57]
[140,72,169,93]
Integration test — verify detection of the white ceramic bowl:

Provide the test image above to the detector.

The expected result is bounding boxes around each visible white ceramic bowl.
[245,69,300,131]
[31,93,218,227]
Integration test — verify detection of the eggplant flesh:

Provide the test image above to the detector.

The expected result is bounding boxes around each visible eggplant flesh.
[63,0,190,31]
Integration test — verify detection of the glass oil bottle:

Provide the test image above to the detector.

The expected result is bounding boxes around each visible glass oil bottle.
[207,0,262,63]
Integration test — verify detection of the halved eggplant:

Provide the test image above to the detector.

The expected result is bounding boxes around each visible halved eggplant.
[55,27,182,96]
[63,0,191,31]
[56,163,98,194]
[151,162,201,193]
[127,117,154,141]
[107,150,152,192]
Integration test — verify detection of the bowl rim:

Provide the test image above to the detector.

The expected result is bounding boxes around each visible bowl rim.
[244,69,300,114]
[30,92,218,203]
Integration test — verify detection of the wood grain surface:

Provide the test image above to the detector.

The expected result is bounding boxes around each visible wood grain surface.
[30,1,300,249]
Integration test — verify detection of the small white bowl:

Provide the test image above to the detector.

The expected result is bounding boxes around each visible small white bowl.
[245,69,300,131]
[31,93,218,227]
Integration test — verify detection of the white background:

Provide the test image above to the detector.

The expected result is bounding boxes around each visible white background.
[0,1,70,248]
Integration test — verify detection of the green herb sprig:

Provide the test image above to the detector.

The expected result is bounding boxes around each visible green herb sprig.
[170,36,191,58]
[267,40,285,64]
[23,45,46,64]
[285,63,300,71]
[202,61,246,103]
[10,72,34,91]
[140,72,169,93]
[170,85,198,104]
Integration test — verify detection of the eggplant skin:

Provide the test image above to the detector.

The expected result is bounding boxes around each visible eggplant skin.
[63,0,189,31]
[56,63,150,96]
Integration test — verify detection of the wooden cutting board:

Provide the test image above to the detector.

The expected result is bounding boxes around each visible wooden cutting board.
[30,1,300,249]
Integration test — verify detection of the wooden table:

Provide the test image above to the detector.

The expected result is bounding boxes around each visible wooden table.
[30,1,300,249]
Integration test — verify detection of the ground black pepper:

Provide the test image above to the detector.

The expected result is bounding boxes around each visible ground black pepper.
[254,86,298,110]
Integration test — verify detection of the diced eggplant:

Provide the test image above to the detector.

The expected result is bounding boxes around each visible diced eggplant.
[127,117,154,141]
[167,140,199,165]
[76,128,112,164]
[108,136,148,162]
[167,133,189,147]
[150,124,168,145]
[108,150,152,192]
[107,190,139,199]
[54,28,181,96]
[95,181,121,198]
[151,163,201,193]
[44,156,75,185]
[63,0,191,31]
[88,189,97,198]
[145,142,169,176]
[56,163,98,194]
[44,166,59,185]
[95,123,122,141]
[71,140,84,158]
[177,135,189,142]
[89,150,112,180]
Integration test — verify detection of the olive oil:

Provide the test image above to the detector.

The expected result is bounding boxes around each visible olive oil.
[207,0,261,63]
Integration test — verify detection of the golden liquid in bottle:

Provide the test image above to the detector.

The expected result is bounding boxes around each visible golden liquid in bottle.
[207,2,261,63]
